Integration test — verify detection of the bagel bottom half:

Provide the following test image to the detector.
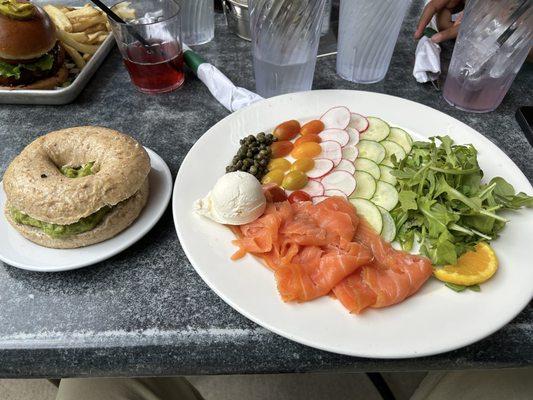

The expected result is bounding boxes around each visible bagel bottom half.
[4,178,149,249]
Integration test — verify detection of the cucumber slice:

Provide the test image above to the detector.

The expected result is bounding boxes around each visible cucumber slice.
[388,127,413,154]
[354,157,381,180]
[378,206,396,242]
[363,117,391,142]
[349,198,383,234]
[351,170,376,199]
[379,164,397,186]
[356,140,386,164]
[371,180,399,211]
[381,140,406,167]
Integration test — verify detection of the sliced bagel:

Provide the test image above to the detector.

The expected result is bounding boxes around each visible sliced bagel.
[3,126,150,225]
[5,178,149,249]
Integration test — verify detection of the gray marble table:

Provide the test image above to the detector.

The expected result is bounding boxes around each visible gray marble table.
[0,1,532,378]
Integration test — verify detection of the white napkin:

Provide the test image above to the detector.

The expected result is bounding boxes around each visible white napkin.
[413,36,442,83]
[196,63,264,112]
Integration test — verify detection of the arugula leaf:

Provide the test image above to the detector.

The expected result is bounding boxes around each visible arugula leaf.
[444,283,481,292]
[445,283,467,292]
[398,190,418,211]
[391,136,533,271]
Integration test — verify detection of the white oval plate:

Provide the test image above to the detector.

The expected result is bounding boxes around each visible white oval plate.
[174,90,533,358]
[0,148,171,272]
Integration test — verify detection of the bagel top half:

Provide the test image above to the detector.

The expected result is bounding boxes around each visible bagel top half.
[3,126,150,225]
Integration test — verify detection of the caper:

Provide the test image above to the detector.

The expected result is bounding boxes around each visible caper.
[259,159,268,166]
[246,151,253,158]
[242,159,249,168]
[249,165,258,174]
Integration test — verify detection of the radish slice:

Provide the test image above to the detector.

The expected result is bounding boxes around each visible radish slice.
[319,141,342,166]
[321,170,356,197]
[324,189,348,200]
[333,159,355,174]
[307,158,334,179]
[349,113,369,132]
[342,146,359,162]
[346,127,360,147]
[301,179,325,197]
[312,196,329,205]
[319,129,349,147]
[320,106,351,129]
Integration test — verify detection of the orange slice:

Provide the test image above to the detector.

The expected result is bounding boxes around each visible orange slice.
[434,242,498,286]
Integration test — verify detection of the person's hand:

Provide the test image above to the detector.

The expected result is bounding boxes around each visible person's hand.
[414,0,465,43]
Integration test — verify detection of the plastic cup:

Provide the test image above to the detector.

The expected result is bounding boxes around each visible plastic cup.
[109,0,185,94]
[179,0,215,45]
[336,0,410,84]
[443,0,533,113]
[249,0,327,98]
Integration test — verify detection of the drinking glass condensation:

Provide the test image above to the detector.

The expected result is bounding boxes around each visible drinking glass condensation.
[443,0,533,113]
[109,0,185,94]
[249,0,327,98]
[179,0,214,45]
[336,0,410,83]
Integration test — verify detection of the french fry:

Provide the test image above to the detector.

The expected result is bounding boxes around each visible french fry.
[82,53,93,62]
[57,30,99,54]
[43,5,73,32]
[95,32,109,44]
[65,31,90,44]
[84,23,108,34]
[114,8,136,21]
[65,7,101,20]
[71,15,107,32]
[87,31,108,44]
[62,43,86,69]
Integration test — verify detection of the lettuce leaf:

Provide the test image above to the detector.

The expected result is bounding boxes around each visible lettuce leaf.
[0,54,54,79]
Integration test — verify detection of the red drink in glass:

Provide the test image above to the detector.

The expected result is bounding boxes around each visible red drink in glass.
[123,41,185,94]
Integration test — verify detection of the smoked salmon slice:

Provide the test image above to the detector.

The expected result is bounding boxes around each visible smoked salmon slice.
[333,218,433,313]
[231,196,433,314]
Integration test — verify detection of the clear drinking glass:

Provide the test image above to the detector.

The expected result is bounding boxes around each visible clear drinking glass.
[321,0,332,36]
[336,0,411,84]
[179,0,215,45]
[249,0,327,98]
[109,0,185,94]
[443,0,533,113]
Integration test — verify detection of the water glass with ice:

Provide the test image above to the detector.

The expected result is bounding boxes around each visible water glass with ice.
[443,0,533,113]
[336,0,411,84]
[249,0,327,98]
[179,0,215,45]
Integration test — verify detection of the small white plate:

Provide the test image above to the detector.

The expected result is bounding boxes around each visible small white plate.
[174,90,533,358]
[0,147,171,272]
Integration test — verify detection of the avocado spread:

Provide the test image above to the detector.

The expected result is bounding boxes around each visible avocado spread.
[0,0,35,20]
[11,206,111,238]
[60,162,95,178]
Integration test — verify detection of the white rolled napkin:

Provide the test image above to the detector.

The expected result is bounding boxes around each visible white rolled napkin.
[413,36,441,83]
[197,63,264,112]
[183,44,263,112]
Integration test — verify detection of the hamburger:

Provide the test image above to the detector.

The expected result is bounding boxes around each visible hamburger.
[0,0,68,90]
